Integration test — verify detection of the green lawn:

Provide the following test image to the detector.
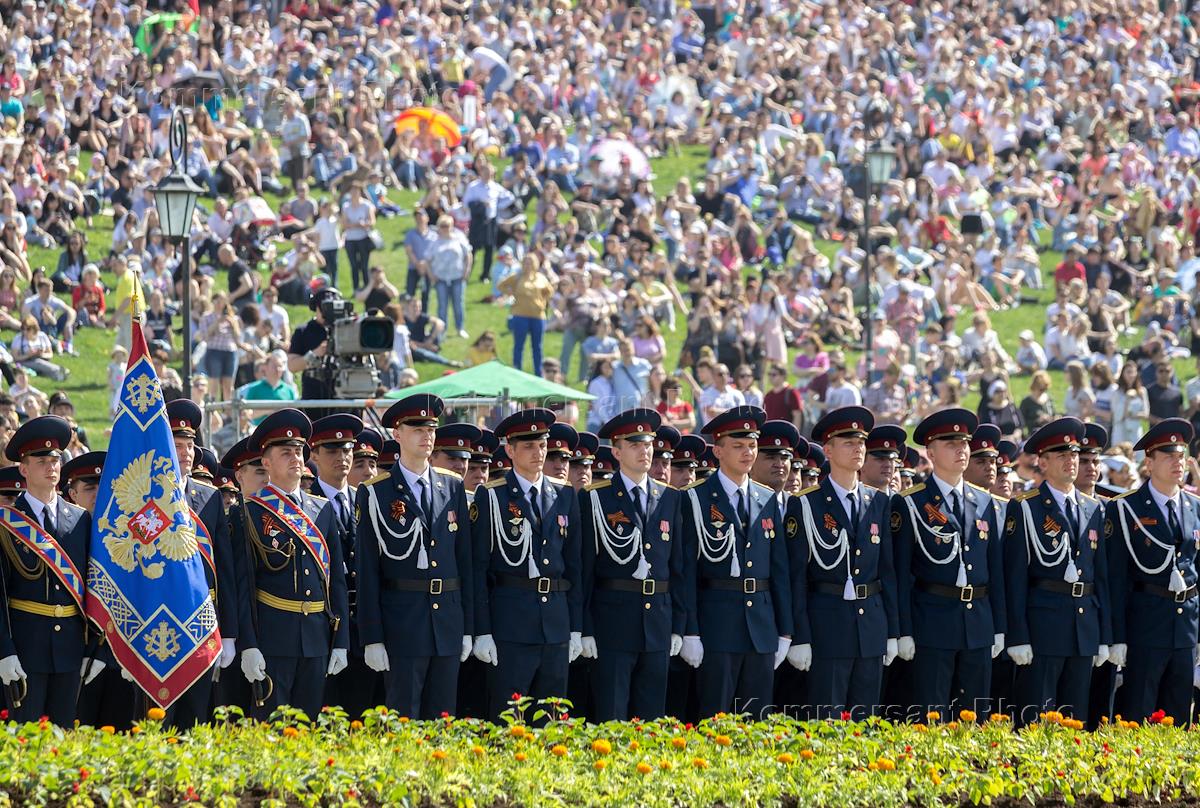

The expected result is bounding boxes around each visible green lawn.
[26,146,1160,448]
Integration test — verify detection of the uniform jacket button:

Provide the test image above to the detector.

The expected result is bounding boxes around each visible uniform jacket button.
[745,600,753,607]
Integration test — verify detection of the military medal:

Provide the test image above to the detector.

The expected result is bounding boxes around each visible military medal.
[660,519,670,542]
[870,523,880,544]
[1089,529,1098,550]
[823,513,838,534]
[976,519,988,541]
[924,503,948,525]
[761,517,774,538]
[1043,515,1060,537]
[447,510,458,532]
[558,514,568,535]
[391,500,407,523]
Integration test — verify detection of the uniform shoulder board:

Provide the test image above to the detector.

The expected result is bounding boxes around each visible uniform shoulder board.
[1077,491,1097,503]
[1013,489,1039,502]
[797,485,820,497]
[683,478,707,490]
[190,479,217,494]
[899,483,925,497]
[365,471,391,486]
[1112,488,1136,500]
[655,481,678,492]
[750,480,774,497]
[991,493,1009,504]
[434,467,463,480]
[1183,490,1200,505]
[966,482,992,496]
[484,478,507,489]
[308,491,329,503]
[584,479,611,492]
[545,475,569,487]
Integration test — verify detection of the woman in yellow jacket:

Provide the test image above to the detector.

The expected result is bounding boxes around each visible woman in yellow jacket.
[499,253,556,377]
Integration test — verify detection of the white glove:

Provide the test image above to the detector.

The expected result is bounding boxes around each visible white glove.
[670,634,683,656]
[774,637,792,670]
[1008,644,1033,666]
[581,636,598,659]
[81,659,105,685]
[364,642,390,672]
[1109,643,1128,668]
[568,631,583,663]
[241,648,267,683]
[680,635,704,668]
[1094,644,1109,668]
[0,655,25,686]
[897,636,916,661]
[786,642,812,671]
[327,648,348,676]
[460,635,472,663]
[991,633,1005,660]
[473,634,498,666]
[120,667,134,682]
[884,638,898,667]
[219,639,237,669]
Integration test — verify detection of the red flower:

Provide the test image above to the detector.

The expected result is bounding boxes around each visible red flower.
[326,757,335,767]
[440,711,450,719]
[1149,709,1167,725]
[560,712,569,721]
[0,709,8,720]
[511,692,522,701]
[79,767,90,781]
[840,711,852,721]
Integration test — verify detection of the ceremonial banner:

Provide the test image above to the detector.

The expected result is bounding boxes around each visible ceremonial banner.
[85,324,220,708]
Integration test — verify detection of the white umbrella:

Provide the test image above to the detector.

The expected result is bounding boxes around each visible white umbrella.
[587,139,651,180]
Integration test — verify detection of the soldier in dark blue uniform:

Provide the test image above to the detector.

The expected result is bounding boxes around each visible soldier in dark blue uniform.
[862,426,905,493]
[232,409,350,719]
[899,446,920,490]
[215,470,239,512]
[1003,418,1110,725]
[1074,424,1108,500]
[965,425,1001,494]
[466,430,497,497]
[803,444,825,488]
[785,407,898,720]
[159,400,241,727]
[670,435,705,490]
[695,443,718,481]
[349,428,382,490]
[469,409,583,719]
[0,467,24,507]
[993,441,1019,502]
[652,426,681,486]
[891,408,1006,720]
[752,421,799,512]
[433,424,483,480]
[223,438,267,499]
[356,395,473,718]
[543,423,578,482]
[580,409,684,721]
[378,440,401,471]
[490,447,512,481]
[593,446,617,482]
[1106,418,1200,724]
[60,451,104,511]
[680,406,793,719]
[307,414,375,718]
[568,432,598,492]
[0,416,94,725]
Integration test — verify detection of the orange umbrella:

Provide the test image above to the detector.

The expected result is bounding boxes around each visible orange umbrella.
[394,107,462,148]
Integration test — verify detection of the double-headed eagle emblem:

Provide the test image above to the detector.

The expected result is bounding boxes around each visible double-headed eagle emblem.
[96,450,197,579]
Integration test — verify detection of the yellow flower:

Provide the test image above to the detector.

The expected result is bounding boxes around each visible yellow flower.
[658,759,673,771]
[282,727,299,738]
[514,752,527,762]
[636,761,653,775]
[931,772,943,786]
[945,721,959,731]
[350,720,364,730]
[876,757,896,771]
[99,726,115,734]
[692,757,709,769]
[671,737,687,749]
[990,714,1010,723]
[591,738,612,755]
[714,734,732,747]
[398,716,409,723]
[432,749,448,761]
[959,709,977,722]
[1163,716,1176,727]
[776,752,795,765]
[551,745,568,758]
[147,707,166,721]
[471,745,485,758]
[800,749,814,760]
[912,723,928,733]
[509,725,527,739]
[868,762,880,771]
[628,740,640,751]
[376,706,389,715]
[926,711,940,722]
[593,760,608,772]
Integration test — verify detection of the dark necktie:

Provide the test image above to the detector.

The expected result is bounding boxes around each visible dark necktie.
[1065,496,1080,543]
[847,492,859,529]
[337,492,352,533]
[736,489,749,535]
[631,485,645,532]
[1169,499,1183,545]
[418,478,431,521]
[528,485,542,532]
[950,489,963,528]
[41,505,54,538]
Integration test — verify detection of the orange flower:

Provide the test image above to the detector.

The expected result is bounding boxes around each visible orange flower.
[776,753,795,765]
[431,749,448,761]
[99,726,115,734]
[591,738,612,755]
[551,745,568,758]
[800,749,815,760]
[514,752,527,762]
[671,737,687,749]
[510,725,527,739]
[593,760,607,772]
[471,745,485,757]
[350,720,364,730]
[166,737,179,744]
[931,772,943,786]
[658,759,673,771]
[959,709,977,722]
[692,757,709,769]
[147,707,166,721]
[945,721,960,731]
[282,727,299,738]
[130,726,142,735]
[636,761,653,775]
[990,714,1010,723]
[628,740,640,751]
[876,757,896,771]
[926,711,940,722]
[714,734,732,746]
[398,717,409,723]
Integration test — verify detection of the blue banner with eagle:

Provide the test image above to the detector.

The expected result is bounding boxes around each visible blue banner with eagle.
[84,323,220,708]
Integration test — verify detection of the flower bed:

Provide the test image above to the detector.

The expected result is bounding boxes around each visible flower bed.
[2,704,1200,806]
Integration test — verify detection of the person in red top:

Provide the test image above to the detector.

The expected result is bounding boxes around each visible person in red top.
[70,264,106,326]
[1053,244,1087,289]
[762,363,804,428]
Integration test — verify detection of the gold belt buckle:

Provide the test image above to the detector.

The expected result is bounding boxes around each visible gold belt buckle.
[301,601,315,615]
[429,578,443,596]
[959,585,974,602]
[641,579,656,596]
[53,604,66,618]
[537,577,551,594]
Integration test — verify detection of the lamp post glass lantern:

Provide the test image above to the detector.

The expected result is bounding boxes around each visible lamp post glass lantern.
[861,145,895,383]
[153,109,204,398]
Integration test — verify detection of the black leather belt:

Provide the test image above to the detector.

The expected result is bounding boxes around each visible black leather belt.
[812,580,882,599]
[383,578,460,594]
[597,578,670,595]
[496,573,571,593]
[1032,579,1095,598]
[917,581,989,602]
[701,577,770,594]
[1134,581,1199,603]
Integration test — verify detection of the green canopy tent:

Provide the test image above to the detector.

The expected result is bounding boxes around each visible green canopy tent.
[135,13,199,56]
[383,361,594,403]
